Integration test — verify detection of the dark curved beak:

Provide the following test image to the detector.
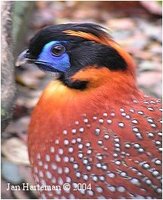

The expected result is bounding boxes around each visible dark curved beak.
[15,49,36,67]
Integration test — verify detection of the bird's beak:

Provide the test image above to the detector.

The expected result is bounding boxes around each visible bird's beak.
[15,49,36,67]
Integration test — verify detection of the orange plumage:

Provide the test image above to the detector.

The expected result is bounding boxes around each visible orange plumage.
[17,23,162,199]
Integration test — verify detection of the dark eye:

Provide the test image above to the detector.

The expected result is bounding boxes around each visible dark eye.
[51,45,65,56]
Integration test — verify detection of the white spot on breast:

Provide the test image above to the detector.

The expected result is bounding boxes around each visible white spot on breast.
[84,118,89,123]
[156,188,162,194]
[63,156,69,163]
[68,147,74,153]
[115,160,121,165]
[142,163,150,169]
[110,112,115,117]
[145,179,152,185]
[103,112,108,117]
[38,161,43,166]
[51,163,57,170]
[102,164,108,170]
[52,177,56,183]
[154,159,161,165]
[93,116,97,120]
[87,190,94,196]
[134,143,140,148]
[138,111,144,115]
[58,148,64,155]
[50,146,55,153]
[72,129,77,134]
[130,178,141,186]
[87,149,92,154]
[115,143,120,148]
[125,115,131,119]
[98,140,103,145]
[83,174,89,180]
[107,185,116,192]
[78,144,83,149]
[120,108,125,112]
[117,186,126,192]
[125,143,131,148]
[120,171,127,177]
[77,138,82,143]
[58,177,63,185]
[92,175,98,182]
[148,132,154,138]
[99,119,104,124]
[55,154,61,162]
[38,170,44,178]
[151,124,157,128]
[148,107,154,111]
[64,139,69,145]
[138,148,144,153]
[107,172,115,178]
[75,121,79,125]
[46,171,52,179]
[63,130,68,135]
[55,139,59,144]
[71,139,76,144]
[78,153,83,159]
[96,154,103,160]
[96,163,102,168]
[155,141,161,145]
[83,158,89,165]
[104,134,110,139]
[132,119,138,124]
[107,119,112,124]
[44,164,48,169]
[76,171,81,178]
[118,122,125,127]
[73,163,79,169]
[95,128,100,135]
[79,127,84,133]
[57,167,63,174]
[133,127,139,133]
[45,154,50,162]
[96,186,103,193]
[86,165,92,171]
[121,112,126,117]
[152,170,159,176]
[99,176,105,181]
[64,167,70,174]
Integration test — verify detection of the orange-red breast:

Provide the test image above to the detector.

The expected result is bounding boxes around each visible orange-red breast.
[16,23,162,199]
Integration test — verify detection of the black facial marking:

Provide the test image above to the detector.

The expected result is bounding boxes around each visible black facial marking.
[68,41,126,71]
[27,23,128,89]
[28,23,110,57]
[59,74,88,90]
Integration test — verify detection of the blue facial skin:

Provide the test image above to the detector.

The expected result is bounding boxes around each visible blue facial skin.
[36,41,70,73]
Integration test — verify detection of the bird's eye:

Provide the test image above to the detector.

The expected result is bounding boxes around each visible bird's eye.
[51,45,65,56]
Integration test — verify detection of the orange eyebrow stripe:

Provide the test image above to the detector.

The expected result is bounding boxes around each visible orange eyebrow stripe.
[64,30,136,76]
[63,30,109,45]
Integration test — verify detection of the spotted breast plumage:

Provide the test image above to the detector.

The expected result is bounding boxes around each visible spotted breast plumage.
[16,23,162,199]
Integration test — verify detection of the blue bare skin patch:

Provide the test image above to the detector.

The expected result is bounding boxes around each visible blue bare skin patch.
[36,41,70,72]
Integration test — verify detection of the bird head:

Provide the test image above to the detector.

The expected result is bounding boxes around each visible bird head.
[16,23,136,90]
